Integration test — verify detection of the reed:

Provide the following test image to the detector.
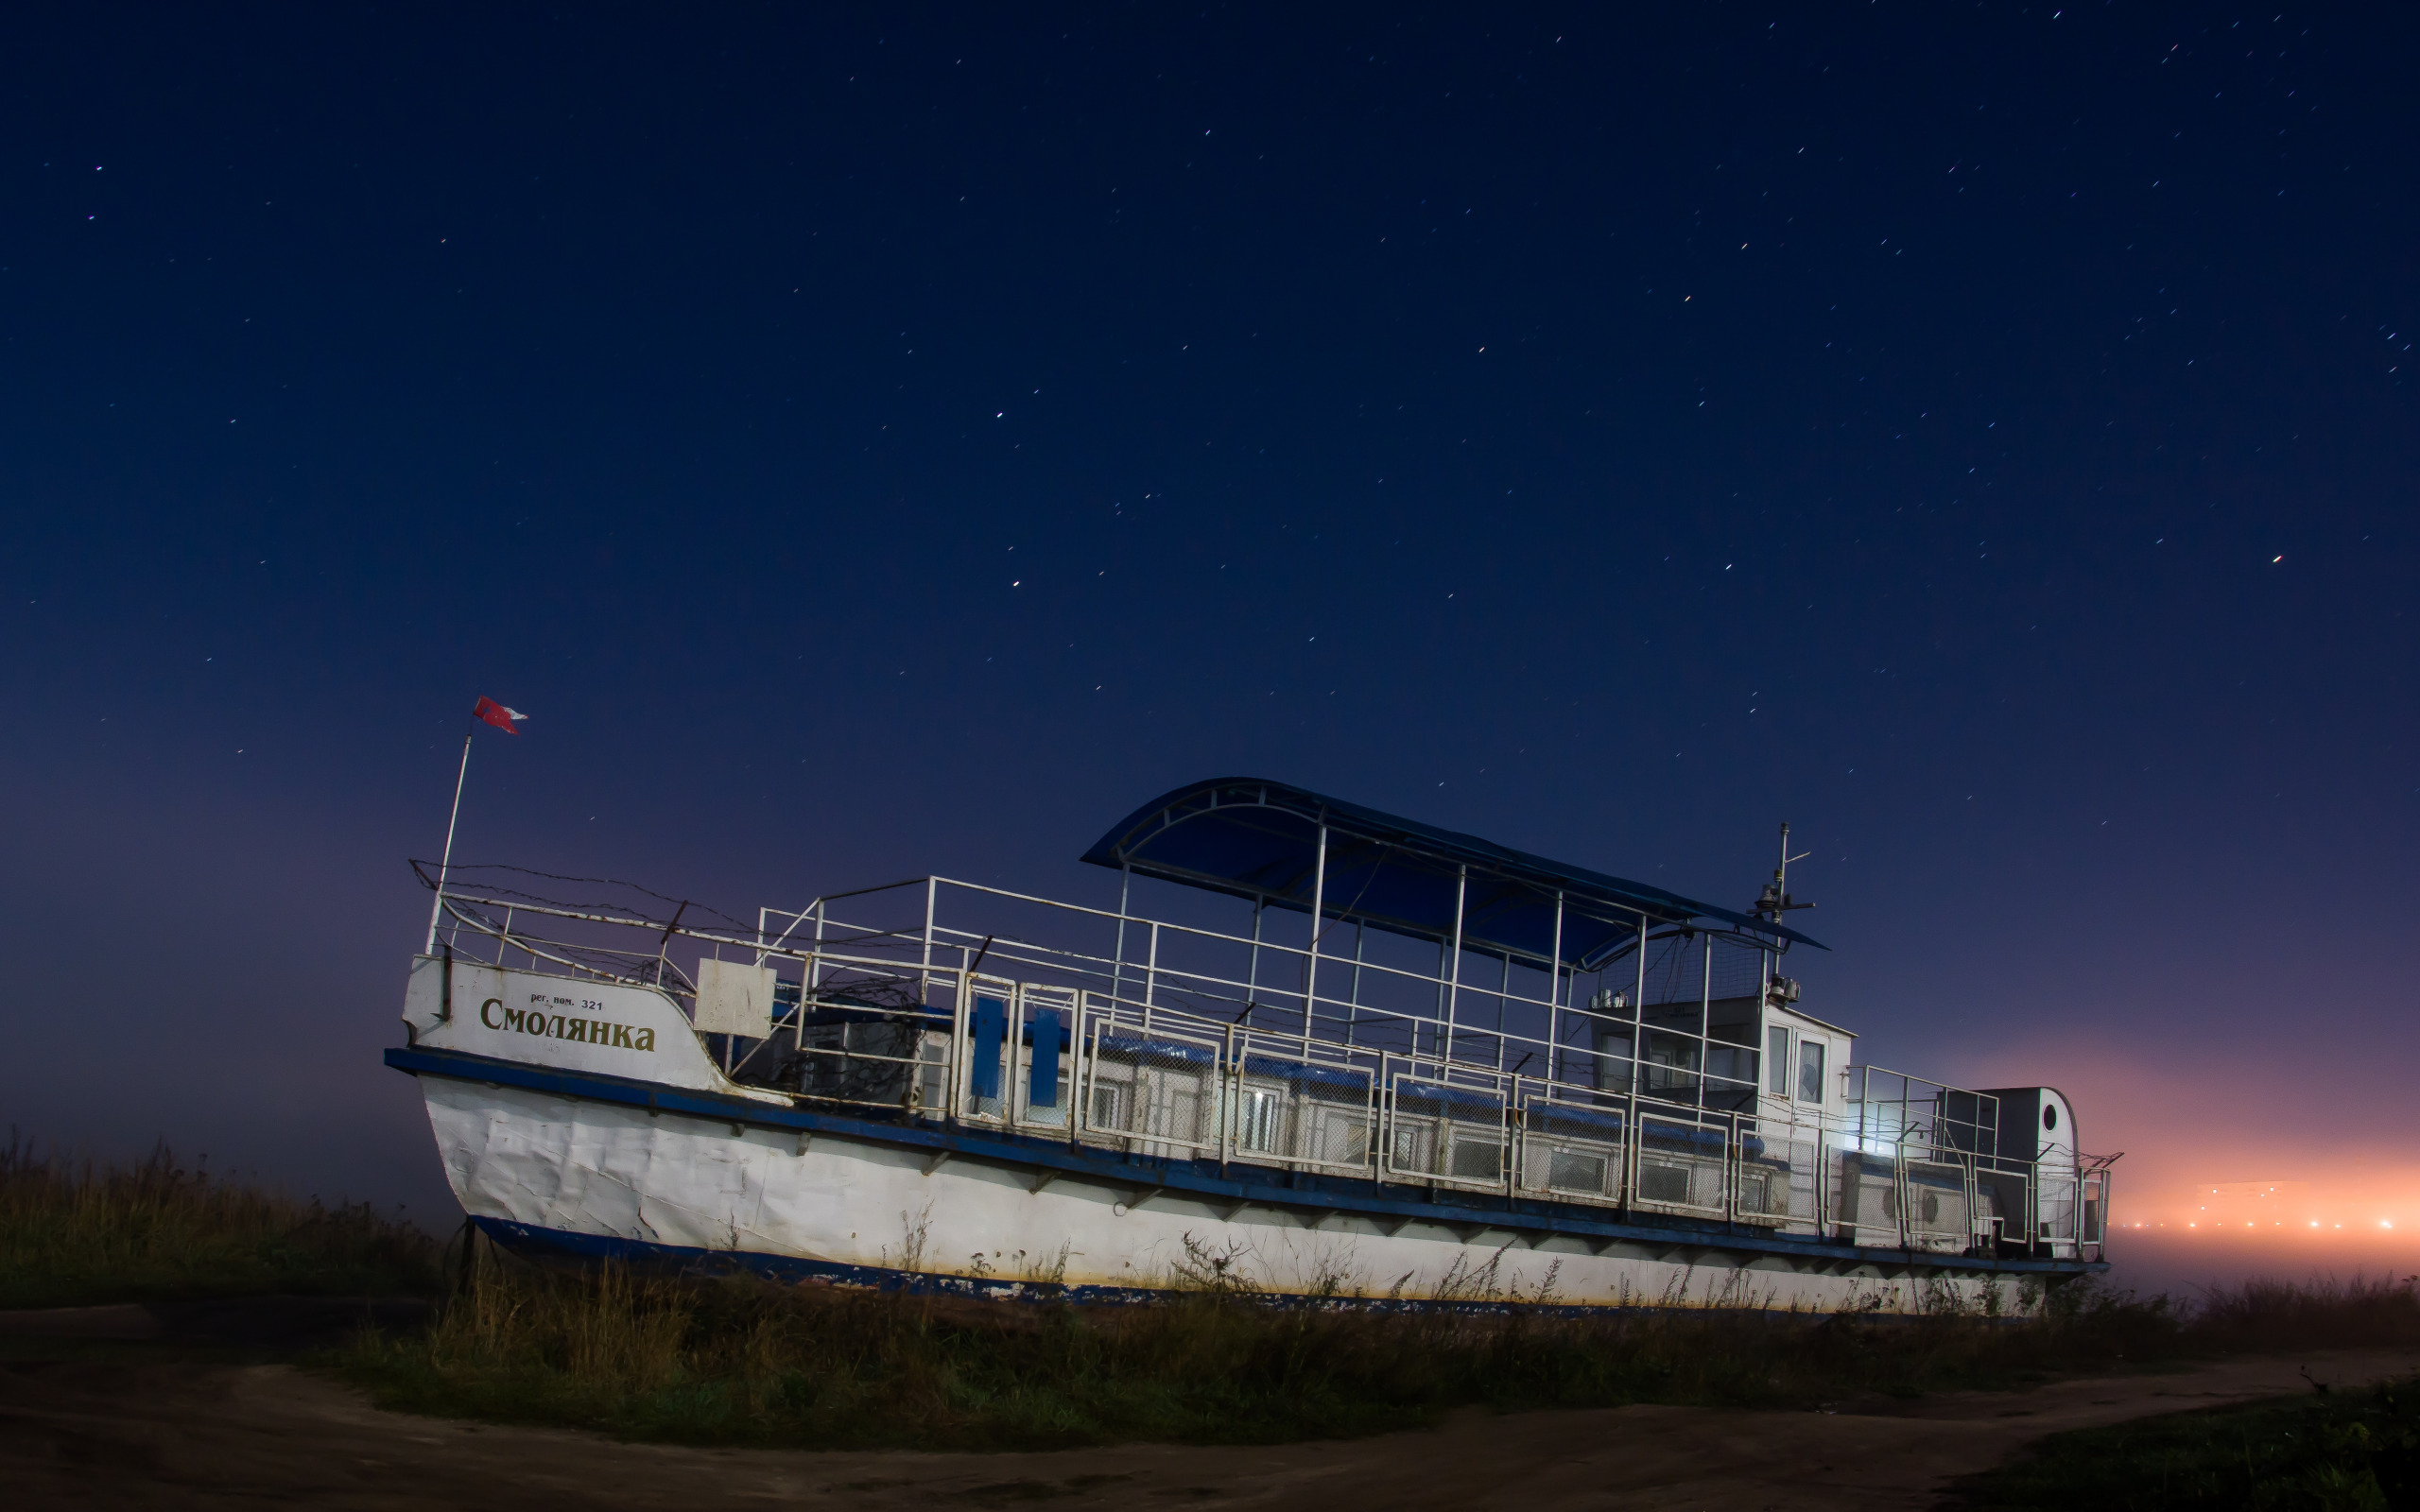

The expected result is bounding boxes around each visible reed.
[333,1255,2420,1451]
[2187,1272,2420,1352]
[0,1132,441,1308]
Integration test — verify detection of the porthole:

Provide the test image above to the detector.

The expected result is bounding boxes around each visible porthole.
[2043,1105,2058,1131]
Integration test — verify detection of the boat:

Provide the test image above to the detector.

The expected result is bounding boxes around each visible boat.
[387,777,2112,1311]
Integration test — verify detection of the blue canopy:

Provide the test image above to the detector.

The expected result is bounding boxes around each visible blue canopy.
[1080,778,1824,972]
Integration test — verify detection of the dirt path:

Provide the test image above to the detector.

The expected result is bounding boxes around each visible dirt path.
[2,1306,2411,1511]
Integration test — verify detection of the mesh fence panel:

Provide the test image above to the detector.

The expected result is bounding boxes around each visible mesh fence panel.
[1903,1158,1975,1247]
[1384,1075,1510,1190]
[2038,1173,2081,1251]
[1778,1137,1825,1230]
[1079,1023,1224,1155]
[1735,1135,1806,1227]
[1836,1150,1900,1240]
[1634,1114,1730,1214]
[1300,1078,1376,1170]
[1225,1044,1377,1173]
[1516,1097,1627,1204]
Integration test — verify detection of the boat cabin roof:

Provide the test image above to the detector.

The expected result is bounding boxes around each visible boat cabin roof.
[1081,777,1825,972]
[1768,1003,1860,1040]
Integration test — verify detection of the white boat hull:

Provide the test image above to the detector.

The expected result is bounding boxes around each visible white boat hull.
[416,1068,2030,1313]
[393,954,2083,1312]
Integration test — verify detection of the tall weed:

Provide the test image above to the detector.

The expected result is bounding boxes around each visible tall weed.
[330,1257,2417,1451]
[0,1131,440,1307]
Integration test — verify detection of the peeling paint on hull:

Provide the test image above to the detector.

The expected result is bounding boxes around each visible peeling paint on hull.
[410,1066,2071,1314]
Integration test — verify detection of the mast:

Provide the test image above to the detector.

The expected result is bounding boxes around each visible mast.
[1756,821,1812,1005]
[424,730,476,953]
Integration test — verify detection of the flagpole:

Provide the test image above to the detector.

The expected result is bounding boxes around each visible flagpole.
[425,728,475,952]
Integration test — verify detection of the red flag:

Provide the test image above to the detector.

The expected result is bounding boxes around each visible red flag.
[473,696,527,734]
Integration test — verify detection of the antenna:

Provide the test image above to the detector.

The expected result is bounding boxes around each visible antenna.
[1754,821,1815,924]
[1756,822,1816,1011]
[1775,821,1811,911]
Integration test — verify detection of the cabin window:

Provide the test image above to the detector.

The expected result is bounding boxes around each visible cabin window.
[1768,1026,1791,1094]
[1593,1031,1634,1091]
[1449,1136,1505,1181]
[1639,1162,1691,1204]
[1314,1110,1370,1166]
[1547,1147,1608,1194]
[1797,1040,1826,1104]
[1237,1087,1280,1153]
[1645,1036,1698,1093]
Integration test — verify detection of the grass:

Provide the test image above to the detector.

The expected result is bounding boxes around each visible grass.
[329,1252,2420,1452]
[0,1132,442,1309]
[14,1139,2416,1463]
[1948,1370,2420,1510]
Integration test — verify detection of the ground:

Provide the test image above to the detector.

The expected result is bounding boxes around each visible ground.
[1,1300,2411,1510]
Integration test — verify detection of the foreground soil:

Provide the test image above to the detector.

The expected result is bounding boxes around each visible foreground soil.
[1,1302,2413,1511]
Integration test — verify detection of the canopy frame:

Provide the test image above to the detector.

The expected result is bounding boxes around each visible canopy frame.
[1080,777,1824,978]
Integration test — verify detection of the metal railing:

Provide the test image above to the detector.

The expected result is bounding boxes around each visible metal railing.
[418,868,2108,1260]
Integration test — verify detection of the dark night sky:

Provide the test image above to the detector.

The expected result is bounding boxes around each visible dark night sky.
[4,5,2414,1279]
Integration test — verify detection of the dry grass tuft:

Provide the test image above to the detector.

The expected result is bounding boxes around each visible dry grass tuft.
[2189,1272,2420,1351]
[0,1131,441,1308]
[333,1248,2420,1451]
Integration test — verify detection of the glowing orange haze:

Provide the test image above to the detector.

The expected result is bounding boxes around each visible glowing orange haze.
[1935,1038,2420,1293]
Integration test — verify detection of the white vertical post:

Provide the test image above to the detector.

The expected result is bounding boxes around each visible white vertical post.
[1345,921,1365,1047]
[1546,890,1564,1085]
[1630,913,1647,1097]
[424,730,475,952]
[1699,932,1713,1111]
[1430,939,1451,1060]
[921,877,938,1004]
[1145,921,1160,1012]
[805,901,826,1051]
[1494,952,1511,1071]
[1112,864,1132,1003]
[1443,865,1467,1061]
[1245,900,1264,1024]
[1302,820,1327,1047]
